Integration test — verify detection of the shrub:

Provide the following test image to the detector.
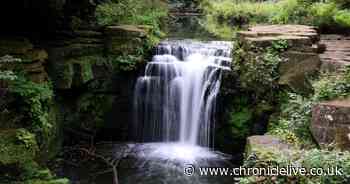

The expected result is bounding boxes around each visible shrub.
[334,10,350,28]
[95,0,167,29]
[309,2,338,28]
[201,0,350,34]
[270,0,309,24]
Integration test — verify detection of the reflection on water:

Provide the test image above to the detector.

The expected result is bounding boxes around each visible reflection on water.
[56,143,236,184]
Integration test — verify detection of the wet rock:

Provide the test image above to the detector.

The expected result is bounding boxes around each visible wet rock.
[311,99,350,150]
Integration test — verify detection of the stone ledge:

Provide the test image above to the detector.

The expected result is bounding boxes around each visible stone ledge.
[238,25,319,46]
[105,25,148,38]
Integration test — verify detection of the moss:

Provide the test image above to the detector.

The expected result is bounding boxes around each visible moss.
[0,129,38,165]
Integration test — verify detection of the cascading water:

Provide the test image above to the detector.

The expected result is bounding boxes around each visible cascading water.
[134,40,232,148]
[59,40,235,184]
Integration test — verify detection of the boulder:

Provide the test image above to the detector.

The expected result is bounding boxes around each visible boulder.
[311,99,350,150]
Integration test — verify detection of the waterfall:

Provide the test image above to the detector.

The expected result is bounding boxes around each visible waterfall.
[134,40,232,147]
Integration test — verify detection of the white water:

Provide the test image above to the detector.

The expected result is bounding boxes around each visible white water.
[134,40,232,148]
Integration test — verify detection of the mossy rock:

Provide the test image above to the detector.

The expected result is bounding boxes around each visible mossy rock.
[0,129,38,165]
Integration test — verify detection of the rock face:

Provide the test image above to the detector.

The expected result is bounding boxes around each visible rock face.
[237,25,322,95]
[311,99,350,150]
[319,35,350,72]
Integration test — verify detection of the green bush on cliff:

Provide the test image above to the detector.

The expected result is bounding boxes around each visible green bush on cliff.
[8,77,54,147]
[268,92,314,146]
[95,0,167,29]
[234,40,287,100]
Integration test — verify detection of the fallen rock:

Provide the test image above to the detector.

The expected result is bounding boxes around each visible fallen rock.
[311,99,350,150]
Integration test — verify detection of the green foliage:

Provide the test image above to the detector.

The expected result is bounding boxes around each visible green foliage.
[0,129,38,165]
[16,129,37,149]
[108,54,139,72]
[240,147,350,184]
[96,0,167,50]
[269,93,314,146]
[229,101,253,139]
[95,0,167,29]
[270,0,310,24]
[0,55,21,81]
[201,0,350,33]
[334,10,350,28]
[234,40,287,99]
[269,68,350,147]
[331,0,350,8]
[8,77,54,147]
[75,93,114,130]
[0,70,17,80]
[309,2,338,27]
[313,68,350,101]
